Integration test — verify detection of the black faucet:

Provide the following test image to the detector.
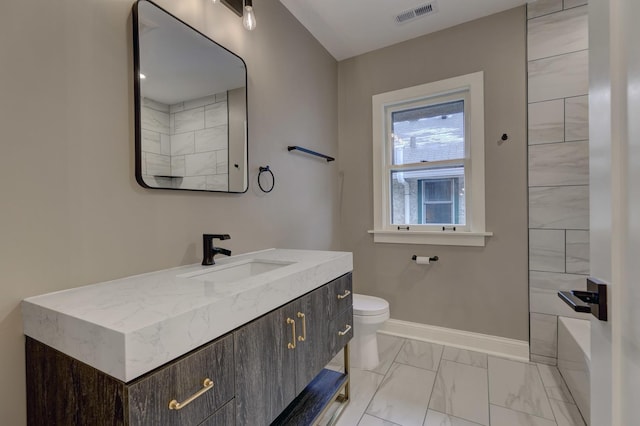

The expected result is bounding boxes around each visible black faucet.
[202,234,232,265]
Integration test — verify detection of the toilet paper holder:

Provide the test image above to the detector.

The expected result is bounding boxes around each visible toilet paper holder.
[411,255,439,263]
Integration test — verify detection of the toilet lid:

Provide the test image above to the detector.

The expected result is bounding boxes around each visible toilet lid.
[353,294,389,316]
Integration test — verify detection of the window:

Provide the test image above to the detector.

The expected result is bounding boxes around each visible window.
[370,72,491,246]
[419,177,463,224]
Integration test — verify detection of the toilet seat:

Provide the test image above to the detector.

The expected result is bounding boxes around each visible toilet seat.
[353,294,389,316]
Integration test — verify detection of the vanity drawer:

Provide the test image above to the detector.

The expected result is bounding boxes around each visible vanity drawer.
[330,307,354,358]
[198,399,235,426]
[128,334,234,426]
[328,272,353,318]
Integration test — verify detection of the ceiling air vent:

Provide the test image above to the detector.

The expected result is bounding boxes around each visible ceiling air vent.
[395,1,439,24]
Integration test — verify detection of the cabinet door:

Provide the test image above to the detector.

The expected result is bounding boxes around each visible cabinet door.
[234,305,297,426]
[293,286,332,394]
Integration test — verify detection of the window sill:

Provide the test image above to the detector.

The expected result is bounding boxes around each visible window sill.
[367,230,493,247]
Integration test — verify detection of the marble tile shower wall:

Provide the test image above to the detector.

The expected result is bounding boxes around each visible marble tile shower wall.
[141,98,171,178]
[140,93,229,191]
[527,0,590,366]
[170,93,229,191]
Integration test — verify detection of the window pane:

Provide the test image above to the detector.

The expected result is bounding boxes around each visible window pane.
[391,100,464,165]
[423,179,452,202]
[424,203,453,224]
[390,167,465,226]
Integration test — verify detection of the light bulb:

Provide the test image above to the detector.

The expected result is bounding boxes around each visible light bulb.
[211,0,219,4]
[242,4,256,31]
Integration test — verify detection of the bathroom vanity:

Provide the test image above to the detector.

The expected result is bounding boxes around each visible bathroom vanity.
[22,249,353,425]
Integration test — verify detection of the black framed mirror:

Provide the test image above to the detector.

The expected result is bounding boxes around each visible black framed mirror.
[133,0,248,193]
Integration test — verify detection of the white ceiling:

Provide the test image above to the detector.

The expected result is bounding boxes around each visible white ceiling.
[279,0,529,61]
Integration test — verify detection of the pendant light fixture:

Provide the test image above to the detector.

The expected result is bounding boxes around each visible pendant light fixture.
[216,0,256,31]
[242,0,256,31]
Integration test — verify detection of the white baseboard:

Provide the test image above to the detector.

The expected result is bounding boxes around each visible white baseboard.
[379,318,530,362]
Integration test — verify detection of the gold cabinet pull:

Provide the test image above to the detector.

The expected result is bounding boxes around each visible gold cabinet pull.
[287,318,296,349]
[297,312,306,342]
[168,378,214,410]
[337,290,351,300]
[338,324,352,336]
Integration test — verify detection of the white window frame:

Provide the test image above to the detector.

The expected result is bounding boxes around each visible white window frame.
[369,71,492,246]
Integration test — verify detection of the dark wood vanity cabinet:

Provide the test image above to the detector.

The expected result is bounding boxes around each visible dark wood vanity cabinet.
[25,272,352,426]
[235,272,353,426]
[26,333,235,426]
[234,303,298,425]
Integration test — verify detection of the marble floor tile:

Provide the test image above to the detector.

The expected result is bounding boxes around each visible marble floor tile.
[359,414,401,426]
[490,405,557,426]
[395,340,444,371]
[370,334,407,375]
[441,347,487,369]
[488,357,555,420]
[536,364,574,403]
[366,363,436,426]
[320,368,385,426]
[323,336,580,426]
[549,399,586,426]
[423,409,482,426]
[429,360,489,425]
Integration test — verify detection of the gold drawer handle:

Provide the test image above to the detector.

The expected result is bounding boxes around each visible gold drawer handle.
[168,378,214,410]
[337,290,351,300]
[338,324,352,336]
[287,317,296,349]
[297,312,306,342]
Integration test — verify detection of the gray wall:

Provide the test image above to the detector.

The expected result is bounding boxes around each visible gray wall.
[337,7,529,341]
[0,0,338,423]
[526,0,590,366]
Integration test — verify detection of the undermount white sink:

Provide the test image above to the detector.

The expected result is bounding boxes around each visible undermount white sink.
[179,259,295,283]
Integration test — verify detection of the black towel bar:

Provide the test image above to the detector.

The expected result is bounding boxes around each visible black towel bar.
[287,146,335,162]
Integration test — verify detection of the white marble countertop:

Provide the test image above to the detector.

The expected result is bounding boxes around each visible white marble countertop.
[22,248,352,382]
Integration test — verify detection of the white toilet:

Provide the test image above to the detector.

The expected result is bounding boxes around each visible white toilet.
[351,294,390,370]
